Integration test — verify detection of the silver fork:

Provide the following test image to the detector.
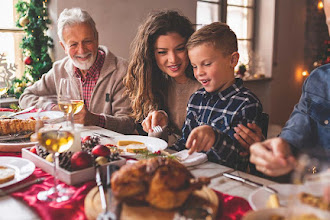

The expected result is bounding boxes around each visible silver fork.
[152,125,163,133]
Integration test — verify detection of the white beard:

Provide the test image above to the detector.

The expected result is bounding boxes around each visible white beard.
[69,53,96,70]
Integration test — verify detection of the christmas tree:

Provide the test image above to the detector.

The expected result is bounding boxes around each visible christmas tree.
[8,0,53,99]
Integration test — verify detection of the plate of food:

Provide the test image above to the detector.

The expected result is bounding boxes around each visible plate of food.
[249,183,330,219]
[14,111,64,120]
[101,135,168,156]
[0,118,38,152]
[85,157,217,220]
[0,157,35,188]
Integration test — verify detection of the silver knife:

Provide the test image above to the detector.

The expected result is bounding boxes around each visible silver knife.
[223,173,278,194]
[0,177,45,197]
[95,166,107,212]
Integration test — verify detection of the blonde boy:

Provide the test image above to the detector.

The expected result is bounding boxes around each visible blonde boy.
[173,22,262,170]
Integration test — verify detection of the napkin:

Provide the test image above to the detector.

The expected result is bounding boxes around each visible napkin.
[173,150,208,167]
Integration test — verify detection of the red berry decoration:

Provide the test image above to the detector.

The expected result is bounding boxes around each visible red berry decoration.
[71,151,93,171]
[30,146,37,154]
[92,144,110,157]
[24,56,33,65]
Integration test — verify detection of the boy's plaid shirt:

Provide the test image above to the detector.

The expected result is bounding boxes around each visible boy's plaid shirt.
[172,78,262,171]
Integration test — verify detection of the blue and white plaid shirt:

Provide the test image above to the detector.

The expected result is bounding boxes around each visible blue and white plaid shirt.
[172,78,262,171]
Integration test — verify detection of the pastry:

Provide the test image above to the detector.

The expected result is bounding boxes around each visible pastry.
[0,166,15,184]
[0,119,36,135]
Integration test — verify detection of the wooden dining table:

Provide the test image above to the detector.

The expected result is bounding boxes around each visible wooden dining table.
[0,125,277,220]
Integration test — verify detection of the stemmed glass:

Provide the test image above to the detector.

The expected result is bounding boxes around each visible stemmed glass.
[288,151,330,219]
[58,78,73,123]
[0,79,9,97]
[36,96,75,202]
[69,77,84,115]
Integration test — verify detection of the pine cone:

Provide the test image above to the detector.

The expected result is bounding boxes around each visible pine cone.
[82,135,100,154]
[109,151,120,161]
[59,151,73,171]
[36,145,49,159]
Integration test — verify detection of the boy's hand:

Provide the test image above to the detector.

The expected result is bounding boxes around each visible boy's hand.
[186,125,215,154]
[142,110,168,133]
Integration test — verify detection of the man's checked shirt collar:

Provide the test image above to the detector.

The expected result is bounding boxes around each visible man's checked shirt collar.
[73,49,105,82]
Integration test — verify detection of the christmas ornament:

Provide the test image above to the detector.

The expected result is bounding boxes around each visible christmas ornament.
[92,144,110,157]
[19,14,30,27]
[24,56,33,65]
[71,151,93,171]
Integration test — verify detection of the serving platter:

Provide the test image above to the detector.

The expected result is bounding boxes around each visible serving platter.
[85,186,218,220]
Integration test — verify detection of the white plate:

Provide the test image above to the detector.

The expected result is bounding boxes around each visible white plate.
[0,111,64,152]
[0,157,35,188]
[248,183,329,211]
[102,135,168,156]
[0,111,14,117]
[248,184,296,210]
[14,111,64,120]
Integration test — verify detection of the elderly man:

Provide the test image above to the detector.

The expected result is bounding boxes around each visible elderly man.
[19,8,134,134]
[250,0,330,177]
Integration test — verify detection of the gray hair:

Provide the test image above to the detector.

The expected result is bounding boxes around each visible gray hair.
[57,8,98,43]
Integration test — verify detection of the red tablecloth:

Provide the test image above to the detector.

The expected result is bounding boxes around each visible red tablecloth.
[1,152,251,220]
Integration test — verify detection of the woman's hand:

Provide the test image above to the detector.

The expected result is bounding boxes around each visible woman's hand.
[142,110,168,133]
[234,123,264,150]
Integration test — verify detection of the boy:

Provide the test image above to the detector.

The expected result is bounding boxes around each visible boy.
[173,22,262,171]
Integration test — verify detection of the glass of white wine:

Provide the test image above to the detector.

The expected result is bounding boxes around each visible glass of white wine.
[36,96,75,202]
[288,151,330,219]
[0,79,10,97]
[69,77,84,115]
[58,78,73,123]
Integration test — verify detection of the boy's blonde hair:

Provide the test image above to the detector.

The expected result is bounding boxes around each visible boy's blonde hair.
[186,22,237,56]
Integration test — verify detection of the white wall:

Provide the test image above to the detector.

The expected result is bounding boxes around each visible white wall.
[48,0,196,60]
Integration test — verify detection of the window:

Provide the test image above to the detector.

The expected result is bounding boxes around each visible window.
[196,0,255,70]
[0,0,24,91]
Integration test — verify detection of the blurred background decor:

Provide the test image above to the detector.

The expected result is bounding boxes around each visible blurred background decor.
[8,0,53,100]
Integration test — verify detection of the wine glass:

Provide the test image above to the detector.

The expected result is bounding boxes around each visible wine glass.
[0,79,9,97]
[69,77,84,115]
[288,151,330,219]
[58,78,73,123]
[36,96,75,202]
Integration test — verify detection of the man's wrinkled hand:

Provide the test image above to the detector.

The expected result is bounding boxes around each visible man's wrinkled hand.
[73,105,98,126]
